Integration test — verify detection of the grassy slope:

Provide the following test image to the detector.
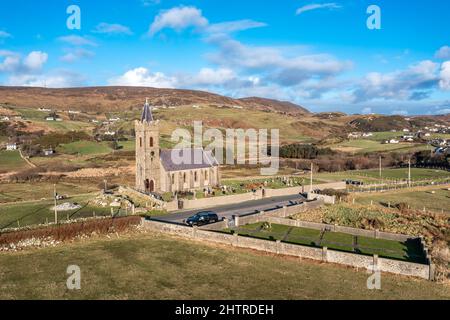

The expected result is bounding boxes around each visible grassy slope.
[0,232,448,300]
[0,150,28,172]
[355,187,450,213]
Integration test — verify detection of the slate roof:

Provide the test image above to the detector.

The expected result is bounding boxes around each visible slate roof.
[141,98,154,122]
[160,148,219,172]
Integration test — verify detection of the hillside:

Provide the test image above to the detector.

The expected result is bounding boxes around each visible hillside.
[0,86,309,115]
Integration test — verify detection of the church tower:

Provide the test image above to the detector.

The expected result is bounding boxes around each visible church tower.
[135,99,161,193]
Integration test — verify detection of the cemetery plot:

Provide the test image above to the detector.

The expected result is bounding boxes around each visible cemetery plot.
[224,222,426,264]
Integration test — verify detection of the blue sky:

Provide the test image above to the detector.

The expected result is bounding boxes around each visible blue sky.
[0,0,449,115]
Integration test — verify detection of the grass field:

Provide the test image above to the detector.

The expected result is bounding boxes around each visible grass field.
[330,139,427,154]
[0,193,117,230]
[316,168,450,184]
[0,232,447,299]
[227,223,425,263]
[355,187,450,213]
[0,181,99,203]
[0,150,28,172]
[57,141,112,156]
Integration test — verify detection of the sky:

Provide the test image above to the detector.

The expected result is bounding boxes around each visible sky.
[0,0,449,115]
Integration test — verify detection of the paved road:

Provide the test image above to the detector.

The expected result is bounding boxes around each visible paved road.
[152,194,306,224]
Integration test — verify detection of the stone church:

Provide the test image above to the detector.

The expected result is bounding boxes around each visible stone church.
[135,99,220,194]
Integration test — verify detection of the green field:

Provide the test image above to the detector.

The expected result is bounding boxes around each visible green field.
[316,168,450,185]
[356,187,450,213]
[0,181,99,203]
[330,139,427,154]
[57,141,112,156]
[0,195,116,230]
[0,150,27,172]
[227,223,425,263]
[0,232,448,300]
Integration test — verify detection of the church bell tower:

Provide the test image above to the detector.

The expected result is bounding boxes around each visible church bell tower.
[135,99,161,193]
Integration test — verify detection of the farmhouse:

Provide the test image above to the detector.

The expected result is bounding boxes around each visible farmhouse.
[135,99,220,194]
[6,143,17,151]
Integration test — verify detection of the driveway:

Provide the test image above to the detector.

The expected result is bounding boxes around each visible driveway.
[152,194,306,224]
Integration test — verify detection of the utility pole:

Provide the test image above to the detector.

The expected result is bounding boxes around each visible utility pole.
[379,156,382,178]
[408,159,412,187]
[54,184,58,224]
[310,162,313,193]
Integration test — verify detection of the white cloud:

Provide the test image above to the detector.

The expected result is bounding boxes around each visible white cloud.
[296,3,342,15]
[23,51,48,71]
[58,35,97,47]
[362,107,373,114]
[439,61,450,90]
[0,50,48,74]
[352,60,440,102]
[142,0,160,6]
[189,68,236,86]
[93,23,133,35]
[0,30,12,39]
[435,46,450,60]
[108,67,177,88]
[149,6,208,36]
[7,70,85,88]
[207,36,350,86]
[206,20,267,34]
[60,48,95,63]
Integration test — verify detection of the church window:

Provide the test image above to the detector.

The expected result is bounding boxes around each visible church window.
[139,137,142,148]
[150,137,154,147]
[194,171,198,182]
[183,173,186,183]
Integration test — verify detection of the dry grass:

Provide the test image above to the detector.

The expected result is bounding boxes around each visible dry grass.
[0,231,449,300]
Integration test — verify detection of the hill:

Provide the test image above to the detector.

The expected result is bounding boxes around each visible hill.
[0,86,309,115]
[237,97,310,115]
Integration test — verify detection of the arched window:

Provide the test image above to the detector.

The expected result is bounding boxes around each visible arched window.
[150,137,154,147]
[194,171,198,182]
[139,137,142,147]
[183,173,186,183]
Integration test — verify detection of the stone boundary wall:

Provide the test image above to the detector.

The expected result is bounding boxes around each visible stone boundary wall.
[142,219,432,280]
[182,192,260,210]
[180,182,345,211]
[119,187,179,211]
[263,182,346,199]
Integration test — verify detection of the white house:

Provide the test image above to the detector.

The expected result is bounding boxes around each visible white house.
[385,139,399,144]
[6,143,17,151]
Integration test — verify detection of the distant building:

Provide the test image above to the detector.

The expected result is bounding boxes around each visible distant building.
[0,116,10,121]
[385,139,399,144]
[43,149,54,156]
[6,143,17,151]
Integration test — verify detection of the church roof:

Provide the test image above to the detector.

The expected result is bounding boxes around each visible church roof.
[141,98,154,122]
[160,148,219,172]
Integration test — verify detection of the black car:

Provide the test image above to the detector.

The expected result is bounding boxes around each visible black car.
[185,211,219,226]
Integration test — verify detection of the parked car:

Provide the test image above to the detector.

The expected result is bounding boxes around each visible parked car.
[185,211,219,226]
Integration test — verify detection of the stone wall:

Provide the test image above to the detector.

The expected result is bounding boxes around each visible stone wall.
[141,219,433,280]
[182,192,259,210]
[119,186,179,211]
[178,182,345,211]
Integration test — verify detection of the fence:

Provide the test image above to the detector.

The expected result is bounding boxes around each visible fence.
[142,219,434,281]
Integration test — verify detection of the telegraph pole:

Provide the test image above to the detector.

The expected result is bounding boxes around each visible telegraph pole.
[408,159,412,187]
[379,156,382,178]
[54,184,58,224]
[310,162,313,193]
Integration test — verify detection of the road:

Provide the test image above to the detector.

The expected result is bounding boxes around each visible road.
[152,194,306,224]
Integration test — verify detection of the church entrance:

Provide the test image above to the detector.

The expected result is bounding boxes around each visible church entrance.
[145,179,155,193]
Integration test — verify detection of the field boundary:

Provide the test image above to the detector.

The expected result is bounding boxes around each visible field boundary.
[142,219,434,281]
